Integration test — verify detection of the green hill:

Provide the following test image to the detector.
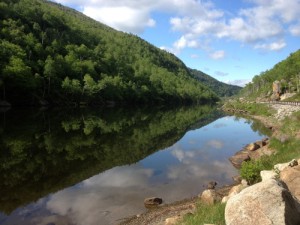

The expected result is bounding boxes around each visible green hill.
[240,49,300,100]
[0,0,218,106]
[189,68,242,97]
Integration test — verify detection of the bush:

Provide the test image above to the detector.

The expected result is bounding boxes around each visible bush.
[240,159,270,184]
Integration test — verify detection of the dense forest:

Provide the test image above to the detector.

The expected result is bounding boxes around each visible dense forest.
[189,68,242,97]
[240,49,300,99]
[0,0,224,106]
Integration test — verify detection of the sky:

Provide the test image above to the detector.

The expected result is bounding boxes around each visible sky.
[51,0,300,86]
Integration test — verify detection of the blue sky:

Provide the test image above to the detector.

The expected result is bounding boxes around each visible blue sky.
[52,0,300,86]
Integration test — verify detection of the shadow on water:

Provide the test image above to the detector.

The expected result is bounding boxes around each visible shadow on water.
[0,104,222,215]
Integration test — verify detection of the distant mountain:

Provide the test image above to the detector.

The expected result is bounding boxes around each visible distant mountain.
[189,69,242,97]
[0,0,218,106]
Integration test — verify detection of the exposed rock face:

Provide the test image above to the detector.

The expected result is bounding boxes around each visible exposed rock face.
[280,165,300,202]
[225,179,300,225]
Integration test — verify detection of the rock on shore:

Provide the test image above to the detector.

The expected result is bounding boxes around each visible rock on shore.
[225,159,300,225]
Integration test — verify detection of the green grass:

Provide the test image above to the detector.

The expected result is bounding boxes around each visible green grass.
[223,100,274,116]
[180,202,226,225]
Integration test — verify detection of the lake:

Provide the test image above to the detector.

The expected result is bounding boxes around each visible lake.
[0,105,269,225]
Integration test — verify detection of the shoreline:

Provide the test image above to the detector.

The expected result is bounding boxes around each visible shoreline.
[119,111,274,225]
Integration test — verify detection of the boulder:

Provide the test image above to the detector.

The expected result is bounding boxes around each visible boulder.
[144,197,163,208]
[260,170,277,181]
[225,179,300,225]
[222,184,246,203]
[280,165,300,201]
[199,189,222,205]
[229,151,250,169]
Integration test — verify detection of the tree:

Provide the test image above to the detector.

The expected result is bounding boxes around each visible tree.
[43,56,56,96]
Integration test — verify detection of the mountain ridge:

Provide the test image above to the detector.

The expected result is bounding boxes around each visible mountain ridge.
[0,0,238,106]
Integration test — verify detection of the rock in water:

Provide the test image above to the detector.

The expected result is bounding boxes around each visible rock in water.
[207,181,217,189]
[229,151,250,169]
[144,197,163,208]
[225,179,300,225]
[245,143,260,151]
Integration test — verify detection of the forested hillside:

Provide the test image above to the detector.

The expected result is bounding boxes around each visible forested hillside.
[0,0,219,106]
[240,50,300,99]
[189,69,242,97]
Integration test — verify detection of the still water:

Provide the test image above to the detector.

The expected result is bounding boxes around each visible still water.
[0,105,269,225]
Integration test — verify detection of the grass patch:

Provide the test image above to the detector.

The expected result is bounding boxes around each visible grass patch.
[181,202,226,225]
[223,100,274,116]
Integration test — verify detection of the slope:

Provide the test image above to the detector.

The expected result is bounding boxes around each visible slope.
[0,0,218,106]
[189,68,242,97]
[240,49,300,100]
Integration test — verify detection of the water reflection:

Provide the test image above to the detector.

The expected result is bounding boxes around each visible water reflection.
[0,106,269,225]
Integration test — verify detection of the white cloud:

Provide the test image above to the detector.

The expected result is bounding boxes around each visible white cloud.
[214,71,228,77]
[52,0,300,52]
[224,79,251,87]
[289,24,300,36]
[254,39,287,51]
[206,139,224,149]
[83,6,155,33]
[210,50,225,60]
[173,35,199,53]
[190,54,199,58]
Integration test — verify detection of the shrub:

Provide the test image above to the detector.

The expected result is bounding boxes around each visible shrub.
[240,159,269,184]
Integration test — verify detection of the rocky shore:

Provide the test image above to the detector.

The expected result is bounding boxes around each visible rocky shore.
[119,103,300,225]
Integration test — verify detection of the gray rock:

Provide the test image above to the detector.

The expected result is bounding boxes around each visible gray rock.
[225,179,300,225]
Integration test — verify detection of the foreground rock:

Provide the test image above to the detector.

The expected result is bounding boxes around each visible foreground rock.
[225,179,300,225]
